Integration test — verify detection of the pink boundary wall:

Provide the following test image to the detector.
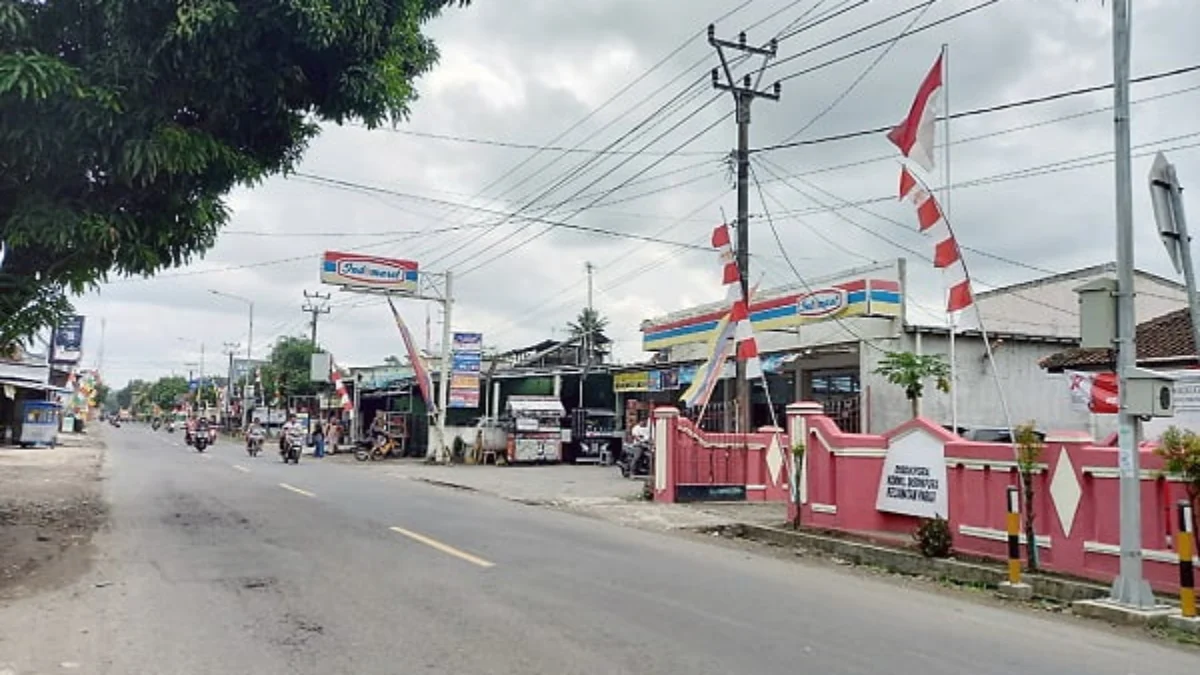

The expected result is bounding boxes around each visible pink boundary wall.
[651,402,1192,592]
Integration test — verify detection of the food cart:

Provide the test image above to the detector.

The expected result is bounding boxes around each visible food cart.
[567,408,623,464]
[504,395,565,463]
[15,400,60,447]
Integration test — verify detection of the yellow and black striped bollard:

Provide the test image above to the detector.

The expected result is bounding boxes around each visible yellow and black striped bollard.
[1179,500,1196,619]
[1006,486,1021,585]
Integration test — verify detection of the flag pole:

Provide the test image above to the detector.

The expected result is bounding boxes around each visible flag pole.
[941,43,959,434]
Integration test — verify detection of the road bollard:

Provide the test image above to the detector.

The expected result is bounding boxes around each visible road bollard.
[1006,486,1021,585]
[1179,500,1196,618]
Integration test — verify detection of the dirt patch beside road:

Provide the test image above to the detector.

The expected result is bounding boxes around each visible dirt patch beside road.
[0,434,107,600]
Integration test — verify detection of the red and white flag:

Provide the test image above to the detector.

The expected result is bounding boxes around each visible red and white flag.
[712,223,764,380]
[329,359,354,414]
[887,54,943,173]
[899,167,972,313]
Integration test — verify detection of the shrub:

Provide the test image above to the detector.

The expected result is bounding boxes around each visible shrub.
[913,516,953,558]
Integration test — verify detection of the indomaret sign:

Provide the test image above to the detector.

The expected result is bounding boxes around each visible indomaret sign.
[321,251,418,293]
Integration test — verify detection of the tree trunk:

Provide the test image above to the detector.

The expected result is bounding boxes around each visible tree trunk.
[1022,471,1040,571]
[910,396,920,419]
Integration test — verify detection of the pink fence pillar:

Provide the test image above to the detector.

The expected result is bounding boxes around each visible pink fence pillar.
[786,402,825,524]
[651,407,680,503]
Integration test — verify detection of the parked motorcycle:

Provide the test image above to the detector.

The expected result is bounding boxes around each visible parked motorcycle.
[616,441,653,478]
[151,418,161,431]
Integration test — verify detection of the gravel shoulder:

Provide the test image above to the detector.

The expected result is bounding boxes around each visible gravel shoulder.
[0,432,107,600]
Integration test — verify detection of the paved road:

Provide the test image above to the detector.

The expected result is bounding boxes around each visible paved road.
[0,426,1193,674]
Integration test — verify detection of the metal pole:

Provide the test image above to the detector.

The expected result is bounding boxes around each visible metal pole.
[942,43,959,433]
[247,302,254,361]
[1110,0,1155,609]
[435,271,454,463]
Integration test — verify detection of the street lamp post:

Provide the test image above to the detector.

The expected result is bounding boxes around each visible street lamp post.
[209,290,255,430]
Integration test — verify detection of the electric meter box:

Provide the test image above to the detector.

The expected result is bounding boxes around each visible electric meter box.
[1125,367,1175,418]
[1074,278,1118,349]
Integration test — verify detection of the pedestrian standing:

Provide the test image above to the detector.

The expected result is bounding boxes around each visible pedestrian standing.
[312,417,326,458]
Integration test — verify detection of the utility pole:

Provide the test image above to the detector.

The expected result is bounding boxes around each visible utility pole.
[579,262,595,410]
[1108,0,1155,609]
[302,291,331,347]
[709,24,780,432]
[222,342,240,427]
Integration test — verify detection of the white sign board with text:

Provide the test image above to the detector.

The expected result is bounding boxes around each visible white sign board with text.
[875,429,948,519]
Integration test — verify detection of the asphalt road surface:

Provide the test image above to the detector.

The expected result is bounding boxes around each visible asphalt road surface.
[0,426,1193,674]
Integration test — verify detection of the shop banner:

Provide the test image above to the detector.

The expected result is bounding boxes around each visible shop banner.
[614,371,650,393]
[449,331,483,409]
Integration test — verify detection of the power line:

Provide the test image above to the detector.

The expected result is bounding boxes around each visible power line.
[291,173,717,251]
[755,62,1200,153]
[772,0,1004,86]
[346,125,728,157]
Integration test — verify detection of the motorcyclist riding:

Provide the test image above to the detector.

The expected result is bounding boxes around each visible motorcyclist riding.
[280,415,305,460]
[246,417,266,455]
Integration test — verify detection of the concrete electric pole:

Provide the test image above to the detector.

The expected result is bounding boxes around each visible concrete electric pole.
[302,291,331,347]
[1109,0,1156,609]
[709,24,780,432]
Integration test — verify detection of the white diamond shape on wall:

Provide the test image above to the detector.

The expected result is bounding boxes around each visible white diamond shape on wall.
[765,434,784,486]
[1049,446,1082,537]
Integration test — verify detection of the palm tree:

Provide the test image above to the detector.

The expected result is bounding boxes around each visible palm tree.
[567,308,609,364]
[873,351,951,418]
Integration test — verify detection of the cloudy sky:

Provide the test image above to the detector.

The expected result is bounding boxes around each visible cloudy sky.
[75,0,1200,386]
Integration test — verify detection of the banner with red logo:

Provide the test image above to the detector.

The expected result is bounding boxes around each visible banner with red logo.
[1066,370,1119,414]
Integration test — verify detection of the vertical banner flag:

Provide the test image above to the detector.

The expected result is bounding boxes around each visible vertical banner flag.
[898,168,973,313]
[330,359,354,414]
[887,54,943,172]
[386,298,436,412]
[678,223,764,410]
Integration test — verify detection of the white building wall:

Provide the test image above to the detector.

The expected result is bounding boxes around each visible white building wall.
[971,269,1186,338]
[862,332,1097,436]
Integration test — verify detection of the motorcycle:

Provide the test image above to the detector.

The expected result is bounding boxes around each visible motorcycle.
[151,418,162,431]
[193,426,210,452]
[246,431,264,458]
[616,440,653,478]
[281,430,304,464]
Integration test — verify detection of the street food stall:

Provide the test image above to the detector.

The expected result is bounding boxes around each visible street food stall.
[15,400,60,447]
[567,408,623,464]
[504,395,565,463]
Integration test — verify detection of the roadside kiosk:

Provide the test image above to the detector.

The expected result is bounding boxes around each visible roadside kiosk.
[503,396,565,463]
[15,400,60,447]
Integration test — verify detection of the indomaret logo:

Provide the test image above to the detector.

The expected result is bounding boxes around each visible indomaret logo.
[796,289,845,317]
[338,259,405,284]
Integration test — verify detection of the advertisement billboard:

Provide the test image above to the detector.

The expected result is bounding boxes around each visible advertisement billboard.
[320,251,418,293]
[50,315,85,364]
[448,331,483,409]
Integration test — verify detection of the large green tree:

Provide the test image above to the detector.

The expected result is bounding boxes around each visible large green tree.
[262,335,326,400]
[0,0,469,344]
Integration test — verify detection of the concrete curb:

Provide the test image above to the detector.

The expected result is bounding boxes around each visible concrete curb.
[715,523,1115,604]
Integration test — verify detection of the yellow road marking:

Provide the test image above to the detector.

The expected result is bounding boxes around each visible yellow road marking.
[389,526,495,568]
[233,465,251,473]
[279,483,315,498]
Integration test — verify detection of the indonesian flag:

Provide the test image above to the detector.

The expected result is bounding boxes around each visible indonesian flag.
[1066,370,1119,415]
[887,54,943,172]
[387,297,437,413]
